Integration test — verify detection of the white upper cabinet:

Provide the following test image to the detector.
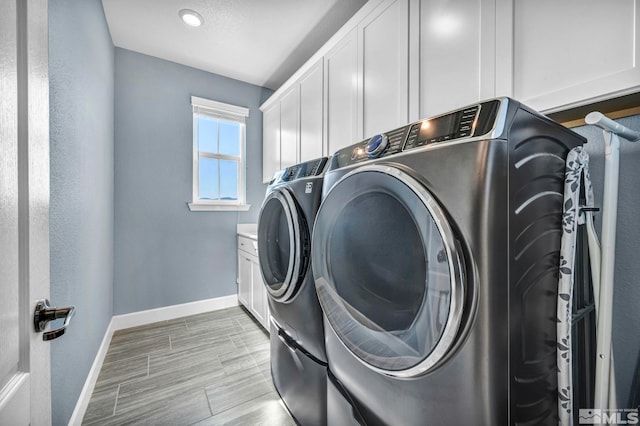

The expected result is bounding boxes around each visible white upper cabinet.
[325,28,359,156]
[417,0,496,118]
[261,62,323,183]
[499,0,640,112]
[262,102,280,183]
[359,0,409,138]
[261,0,638,176]
[279,85,300,169]
[299,60,324,162]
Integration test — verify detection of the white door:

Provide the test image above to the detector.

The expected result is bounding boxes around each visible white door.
[325,28,359,155]
[238,253,251,309]
[418,0,496,118]
[279,85,300,168]
[0,0,52,425]
[358,0,409,138]
[250,256,266,327]
[261,102,281,183]
[498,0,640,112]
[299,59,324,162]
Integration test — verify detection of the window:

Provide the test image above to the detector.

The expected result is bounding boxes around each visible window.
[189,96,250,211]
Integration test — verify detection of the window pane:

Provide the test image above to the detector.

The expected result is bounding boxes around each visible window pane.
[219,120,240,156]
[198,116,218,153]
[220,159,238,200]
[199,157,219,200]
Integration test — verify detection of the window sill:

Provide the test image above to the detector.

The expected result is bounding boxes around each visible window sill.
[187,203,251,212]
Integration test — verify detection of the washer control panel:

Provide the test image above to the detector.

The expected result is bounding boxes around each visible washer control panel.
[349,126,408,162]
[366,134,389,158]
[280,157,328,182]
[337,99,502,167]
[403,105,480,150]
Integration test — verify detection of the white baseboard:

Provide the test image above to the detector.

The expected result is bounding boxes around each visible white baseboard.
[68,318,115,426]
[111,294,239,331]
[67,294,239,426]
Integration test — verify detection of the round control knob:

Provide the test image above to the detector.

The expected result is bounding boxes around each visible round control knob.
[365,133,389,158]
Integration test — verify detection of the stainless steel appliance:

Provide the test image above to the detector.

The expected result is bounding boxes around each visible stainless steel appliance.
[257,157,328,425]
[312,98,586,425]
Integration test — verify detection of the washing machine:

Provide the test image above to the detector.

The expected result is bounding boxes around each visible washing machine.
[257,156,328,426]
[311,98,586,425]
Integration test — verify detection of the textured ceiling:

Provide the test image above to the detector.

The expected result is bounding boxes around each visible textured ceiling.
[102,0,368,90]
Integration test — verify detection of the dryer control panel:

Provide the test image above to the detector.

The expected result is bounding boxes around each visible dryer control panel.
[336,99,502,167]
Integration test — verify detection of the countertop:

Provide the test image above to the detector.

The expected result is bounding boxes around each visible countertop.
[237,223,258,240]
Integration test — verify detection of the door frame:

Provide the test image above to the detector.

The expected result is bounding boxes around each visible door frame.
[0,0,52,424]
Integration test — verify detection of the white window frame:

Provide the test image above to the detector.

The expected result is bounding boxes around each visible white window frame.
[188,96,251,212]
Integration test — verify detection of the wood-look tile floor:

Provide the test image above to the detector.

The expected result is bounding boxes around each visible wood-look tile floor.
[82,306,295,425]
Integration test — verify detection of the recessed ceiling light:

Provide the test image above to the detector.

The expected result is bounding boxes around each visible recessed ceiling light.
[179,9,204,27]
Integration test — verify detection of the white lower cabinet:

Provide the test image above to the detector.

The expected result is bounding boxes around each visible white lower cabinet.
[250,257,267,326]
[237,236,269,330]
[237,252,251,308]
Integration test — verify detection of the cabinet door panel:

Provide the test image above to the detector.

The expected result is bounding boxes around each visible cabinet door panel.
[262,103,280,183]
[512,0,640,111]
[300,60,324,162]
[251,257,266,327]
[419,0,493,117]
[280,86,299,169]
[326,28,359,155]
[360,0,409,137]
[238,254,251,308]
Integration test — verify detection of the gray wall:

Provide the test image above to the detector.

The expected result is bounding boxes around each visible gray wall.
[48,0,115,424]
[114,48,272,315]
[572,115,640,407]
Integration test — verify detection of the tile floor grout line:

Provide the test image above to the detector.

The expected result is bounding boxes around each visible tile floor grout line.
[204,385,214,416]
[205,387,274,420]
[112,383,121,417]
[82,307,291,424]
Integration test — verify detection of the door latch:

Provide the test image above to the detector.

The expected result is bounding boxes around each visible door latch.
[34,299,76,341]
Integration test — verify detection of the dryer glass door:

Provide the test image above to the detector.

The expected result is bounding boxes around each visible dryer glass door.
[258,188,309,301]
[312,165,466,377]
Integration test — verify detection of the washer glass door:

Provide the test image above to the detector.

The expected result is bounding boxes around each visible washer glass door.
[258,188,309,301]
[312,165,466,377]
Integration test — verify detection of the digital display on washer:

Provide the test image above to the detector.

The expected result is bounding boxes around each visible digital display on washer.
[404,106,480,150]
[419,114,456,142]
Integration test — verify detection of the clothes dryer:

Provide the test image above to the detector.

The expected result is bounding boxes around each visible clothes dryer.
[311,98,586,425]
[258,157,328,426]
